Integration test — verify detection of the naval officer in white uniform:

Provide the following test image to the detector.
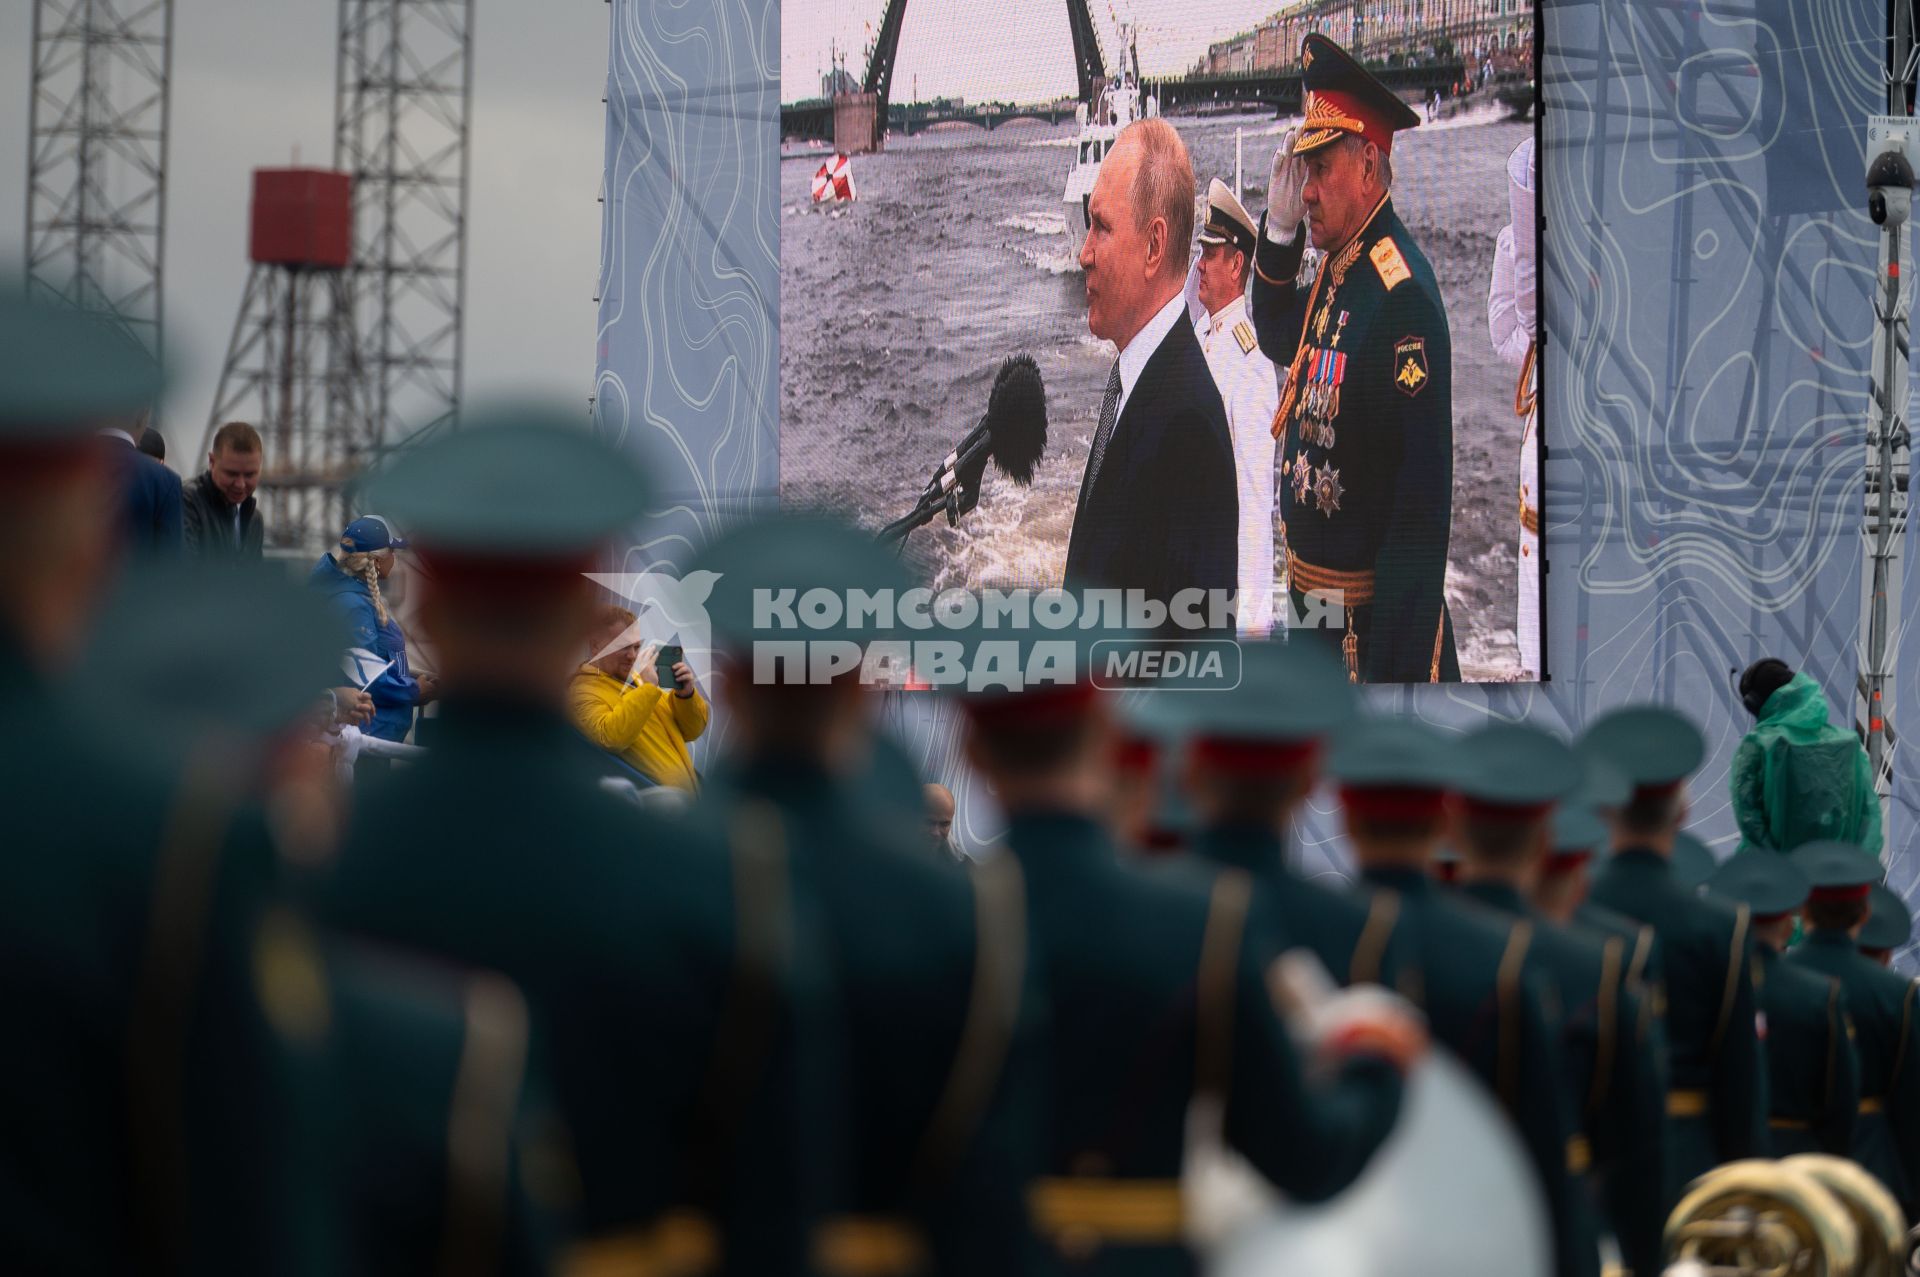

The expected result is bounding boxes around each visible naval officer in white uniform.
[1488,137,1539,677]
[1186,178,1281,634]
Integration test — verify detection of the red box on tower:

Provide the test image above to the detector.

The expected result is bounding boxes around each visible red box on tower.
[249,168,352,269]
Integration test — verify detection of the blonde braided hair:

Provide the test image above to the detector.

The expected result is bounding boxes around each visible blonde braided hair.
[337,550,391,627]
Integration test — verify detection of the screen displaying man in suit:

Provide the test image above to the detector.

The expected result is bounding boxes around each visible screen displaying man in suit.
[1064,118,1238,616]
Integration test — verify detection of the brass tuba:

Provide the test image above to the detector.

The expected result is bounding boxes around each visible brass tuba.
[1664,1159,1856,1275]
[1778,1156,1908,1277]
[1662,1156,1911,1276]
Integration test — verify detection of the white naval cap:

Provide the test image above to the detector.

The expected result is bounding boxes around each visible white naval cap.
[1196,178,1258,257]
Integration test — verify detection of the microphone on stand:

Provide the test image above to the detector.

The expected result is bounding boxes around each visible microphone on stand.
[879,355,1048,546]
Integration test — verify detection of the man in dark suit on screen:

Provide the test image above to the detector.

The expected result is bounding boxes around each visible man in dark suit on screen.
[1065,119,1238,619]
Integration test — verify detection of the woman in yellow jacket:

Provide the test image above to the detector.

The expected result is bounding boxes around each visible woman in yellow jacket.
[569,605,708,791]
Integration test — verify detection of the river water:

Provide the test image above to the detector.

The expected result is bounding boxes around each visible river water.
[779,106,1531,680]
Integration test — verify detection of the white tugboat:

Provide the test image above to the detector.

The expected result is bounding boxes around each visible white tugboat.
[1062,23,1157,253]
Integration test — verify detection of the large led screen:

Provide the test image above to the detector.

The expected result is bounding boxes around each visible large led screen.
[780,1,1541,682]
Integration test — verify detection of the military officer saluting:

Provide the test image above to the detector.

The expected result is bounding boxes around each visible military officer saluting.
[1186,179,1281,635]
[1252,34,1460,682]
[1451,724,1668,1277]
[1580,707,1768,1204]
[1704,849,1860,1160]
[1786,841,1920,1221]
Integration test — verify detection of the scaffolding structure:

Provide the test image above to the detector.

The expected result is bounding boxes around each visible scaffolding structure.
[333,0,475,447]
[23,0,173,357]
[202,169,370,550]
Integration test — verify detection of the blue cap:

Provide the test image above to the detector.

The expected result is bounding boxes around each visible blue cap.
[1706,849,1810,918]
[1578,706,1705,790]
[1859,885,1913,951]
[341,514,407,553]
[1669,831,1718,890]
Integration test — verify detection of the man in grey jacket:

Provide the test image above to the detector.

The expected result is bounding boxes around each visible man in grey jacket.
[182,421,265,557]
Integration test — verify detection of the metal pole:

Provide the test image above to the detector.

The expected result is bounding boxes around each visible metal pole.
[1862,0,1915,852]
[1866,0,1912,852]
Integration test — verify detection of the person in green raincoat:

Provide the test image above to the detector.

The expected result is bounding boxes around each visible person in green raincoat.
[1730,660,1881,855]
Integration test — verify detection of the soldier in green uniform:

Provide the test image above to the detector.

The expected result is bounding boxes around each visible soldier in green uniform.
[689,513,1048,1277]
[950,626,1424,1275]
[1451,724,1668,1277]
[1580,707,1768,1204]
[1251,34,1459,683]
[1703,849,1859,1160]
[1859,883,1913,966]
[1668,831,1717,893]
[0,291,334,1273]
[1325,718,1598,1277]
[1164,637,1408,987]
[81,562,560,1276]
[319,411,834,1277]
[1785,841,1920,1221]
[1535,765,1668,1011]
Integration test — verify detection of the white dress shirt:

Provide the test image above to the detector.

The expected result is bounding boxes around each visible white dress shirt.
[1113,288,1191,425]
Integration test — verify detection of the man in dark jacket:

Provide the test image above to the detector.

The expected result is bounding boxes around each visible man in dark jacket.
[104,411,182,551]
[1065,117,1238,615]
[183,421,266,558]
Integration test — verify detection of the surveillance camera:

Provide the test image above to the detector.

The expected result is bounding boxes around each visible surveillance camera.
[1867,134,1915,227]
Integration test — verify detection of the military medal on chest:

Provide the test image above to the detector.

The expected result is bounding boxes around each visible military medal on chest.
[1297,336,1347,450]
[1312,463,1344,516]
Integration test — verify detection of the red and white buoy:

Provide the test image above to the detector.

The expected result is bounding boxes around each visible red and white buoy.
[811,152,856,204]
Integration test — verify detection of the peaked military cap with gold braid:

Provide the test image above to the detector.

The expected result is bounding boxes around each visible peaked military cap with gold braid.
[1294,33,1423,156]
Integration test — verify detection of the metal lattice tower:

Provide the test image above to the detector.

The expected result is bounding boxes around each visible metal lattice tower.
[203,256,368,550]
[23,0,173,357]
[202,169,371,551]
[333,0,475,446]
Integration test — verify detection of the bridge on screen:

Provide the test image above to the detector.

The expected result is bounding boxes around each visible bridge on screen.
[780,0,1470,149]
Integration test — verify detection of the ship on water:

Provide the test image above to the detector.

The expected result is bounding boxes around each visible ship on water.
[1061,22,1157,252]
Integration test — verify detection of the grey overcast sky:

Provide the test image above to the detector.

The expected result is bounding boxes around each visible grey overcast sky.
[782,0,1286,103]
[0,0,611,464]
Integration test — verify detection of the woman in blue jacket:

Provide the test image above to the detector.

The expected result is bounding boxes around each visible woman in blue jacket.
[310,515,437,741]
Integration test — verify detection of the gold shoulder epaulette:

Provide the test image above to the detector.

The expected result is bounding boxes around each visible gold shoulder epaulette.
[1233,321,1256,355]
[1370,238,1411,291]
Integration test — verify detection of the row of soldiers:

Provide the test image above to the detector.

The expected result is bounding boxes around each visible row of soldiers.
[2,286,1916,1277]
